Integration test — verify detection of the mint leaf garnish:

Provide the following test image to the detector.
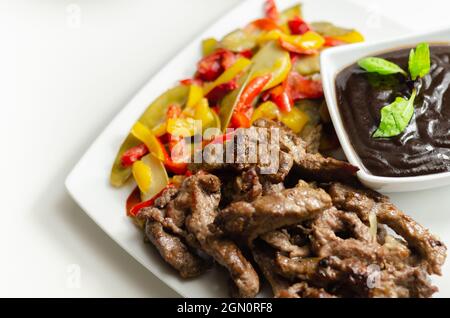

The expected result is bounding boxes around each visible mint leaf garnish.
[409,43,431,80]
[358,57,407,76]
[373,90,417,138]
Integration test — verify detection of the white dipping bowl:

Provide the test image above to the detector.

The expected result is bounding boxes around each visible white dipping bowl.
[320,27,450,193]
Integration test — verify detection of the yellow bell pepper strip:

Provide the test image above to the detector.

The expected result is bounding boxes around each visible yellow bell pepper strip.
[186,84,204,109]
[193,98,216,129]
[203,57,251,95]
[250,41,292,90]
[202,38,218,57]
[131,122,166,161]
[279,31,325,55]
[328,30,364,44]
[139,154,170,202]
[151,122,167,137]
[167,117,199,137]
[110,85,188,187]
[251,101,280,123]
[281,107,309,134]
[132,160,152,194]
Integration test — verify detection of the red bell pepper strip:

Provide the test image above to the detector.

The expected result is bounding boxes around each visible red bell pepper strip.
[196,49,237,82]
[229,74,272,129]
[265,0,279,22]
[288,17,311,35]
[239,50,254,59]
[128,184,175,217]
[287,71,324,100]
[235,74,272,113]
[279,38,318,55]
[180,78,203,86]
[162,135,189,175]
[126,187,141,217]
[250,18,280,31]
[270,84,293,113]
[230,111,251,129]
[121,143,149,167]
[206,79,238,104]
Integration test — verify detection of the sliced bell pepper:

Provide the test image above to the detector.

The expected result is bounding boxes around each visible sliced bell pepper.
[131,122,166,161]
[193,98,216,130]
[166,117,199,137]
[221,29,258,53]
[180,78,203,86]
[203,57,251,95]
[251,101,280,123]
[288,16,310,35]
[186,84,204,109]
[132,160,152,194]
[280,4,302,23]
[121,143,149,168]
[139,154,170,202]
[270,83,293,113]
[250,41,292,90]
[110,85,188,187]
[162,136,189,175]
[230,111,251,129]
[280,107,309,134]
[265,0,279,22]
[249,18,280,31]
[279,31,325,54]
[332,30,364,43]
[206,79,238,104]
[197,48,236,82]
[128,184,175,218]
[324,36,347,47]
[287,72,323,100]
[236,74,272,113]
[202,38,218,57]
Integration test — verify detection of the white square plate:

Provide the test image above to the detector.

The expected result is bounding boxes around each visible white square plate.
[65,0,450,297]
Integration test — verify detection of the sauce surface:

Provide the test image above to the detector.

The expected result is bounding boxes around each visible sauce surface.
[336,45,450,177]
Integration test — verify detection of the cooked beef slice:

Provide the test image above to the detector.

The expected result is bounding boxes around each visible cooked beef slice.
[328,183,447,275]
[260,230,310,258]
[301,124,322,154]
[216,180,332,245]
[145,221,207,278]
[252,119,359,184]
[176,173,260,298]
[251,245,294,298]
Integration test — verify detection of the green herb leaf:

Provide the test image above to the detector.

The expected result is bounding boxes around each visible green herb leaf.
[373,90,417,138]
[358,57,407,76]
[409,43,431,80]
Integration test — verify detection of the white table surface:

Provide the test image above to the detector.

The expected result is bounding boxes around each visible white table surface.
[2,0,450,298]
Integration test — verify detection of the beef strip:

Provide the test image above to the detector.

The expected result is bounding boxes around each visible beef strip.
[145,222,207,278]
[252,119,359,184]
[260,230,310,258]
[251,245,294,298]
[301,124,322,154]
[177,173,260,298]
[216,180,332,245]
[328,183,447,275]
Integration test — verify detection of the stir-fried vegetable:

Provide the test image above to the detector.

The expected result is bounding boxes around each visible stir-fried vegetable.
[113,0,364,217]
[110,85,188,187]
